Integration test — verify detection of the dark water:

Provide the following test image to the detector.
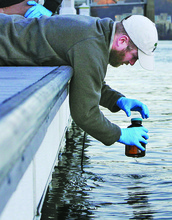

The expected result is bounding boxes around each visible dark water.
[41,41,172,219]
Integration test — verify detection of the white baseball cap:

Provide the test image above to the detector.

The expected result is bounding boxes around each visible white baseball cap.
[122,15,158,70]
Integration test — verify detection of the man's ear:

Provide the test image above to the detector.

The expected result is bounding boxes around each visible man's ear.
[117,35,129,49]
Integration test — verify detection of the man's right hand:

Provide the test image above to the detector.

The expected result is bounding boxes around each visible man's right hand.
[24,1,52,18]
[117,127,149,151]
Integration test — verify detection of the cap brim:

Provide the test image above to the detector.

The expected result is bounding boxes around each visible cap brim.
[138,49,154,71]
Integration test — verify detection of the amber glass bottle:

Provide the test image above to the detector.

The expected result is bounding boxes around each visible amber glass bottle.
[125,118,146,158]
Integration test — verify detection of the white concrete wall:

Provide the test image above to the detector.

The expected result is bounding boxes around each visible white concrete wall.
[0,66,73,220]
[0,97,71,220]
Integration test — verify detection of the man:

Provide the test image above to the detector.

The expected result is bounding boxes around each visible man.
[0,0,62,17]
[0,14,158,150]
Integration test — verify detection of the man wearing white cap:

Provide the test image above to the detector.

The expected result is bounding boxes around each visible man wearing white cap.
[0,14,158,150]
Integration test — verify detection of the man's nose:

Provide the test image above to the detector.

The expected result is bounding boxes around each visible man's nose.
[129,59,137,66]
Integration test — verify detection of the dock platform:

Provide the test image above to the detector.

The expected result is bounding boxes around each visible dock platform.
[0,66,73,220]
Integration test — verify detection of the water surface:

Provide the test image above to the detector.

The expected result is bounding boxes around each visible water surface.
[41,41,172,219]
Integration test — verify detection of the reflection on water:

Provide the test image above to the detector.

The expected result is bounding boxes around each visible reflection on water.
[41,123,96,219]
[126,187,153,220]
[41,41,172,219]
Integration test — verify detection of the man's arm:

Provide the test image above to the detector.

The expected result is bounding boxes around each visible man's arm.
[100,81,125,112]
[0,0,52,17]
[44,0,62,13]
[0,0,31,15]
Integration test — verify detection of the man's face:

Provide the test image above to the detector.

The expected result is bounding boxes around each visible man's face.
[109,47,138,68]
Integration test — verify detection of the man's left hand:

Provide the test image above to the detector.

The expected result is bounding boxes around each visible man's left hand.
[116,97,149,119]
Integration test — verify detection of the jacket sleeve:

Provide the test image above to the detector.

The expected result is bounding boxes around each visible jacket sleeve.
[44,0,62,13]
[100,81,125,112]
[67,38,122,146]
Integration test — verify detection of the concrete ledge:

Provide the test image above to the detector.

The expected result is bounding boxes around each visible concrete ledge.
[0,66,73,219]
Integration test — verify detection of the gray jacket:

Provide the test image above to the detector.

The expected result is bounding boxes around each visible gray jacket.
[0,14,124,145]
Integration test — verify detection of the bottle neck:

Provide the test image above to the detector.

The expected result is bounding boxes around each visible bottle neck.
[132,121,142,126]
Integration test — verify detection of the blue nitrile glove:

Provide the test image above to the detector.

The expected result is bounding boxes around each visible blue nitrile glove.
[117,127,149,151]
[116,97,149,119]
[24,1,52,18]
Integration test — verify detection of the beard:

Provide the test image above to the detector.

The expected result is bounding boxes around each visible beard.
[109,48,126,67]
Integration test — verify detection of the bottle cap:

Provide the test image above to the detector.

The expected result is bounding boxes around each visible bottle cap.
[131,118,142,122]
